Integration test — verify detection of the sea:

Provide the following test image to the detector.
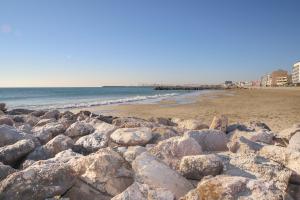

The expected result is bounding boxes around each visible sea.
[0,87,208,110]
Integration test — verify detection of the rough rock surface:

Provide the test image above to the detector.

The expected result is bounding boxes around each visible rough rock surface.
[75,131,108,153]
[227,135,263,153]
[278,124,300,141]
[177,119,209,130]
[110,127,153,146]
[149,136,203,169]
[41,110,60,120]
[132,152,194,199]
[0,116,14,126]
[0,139,35,166]
[209,115,228,132]
[150,126,179,143]
[185,129,228,151]
[0,162,76,200]
[0,162,17,181]
[179,154,223,180]
[123,146,146,162]
[33,122,66,144]
[26,134,74,161]
[288,132,300,152]
[65,121,95,138]
[69,147,133,196]
[181,175,284,200]
[113,117,156,128]
[112,182,174,200]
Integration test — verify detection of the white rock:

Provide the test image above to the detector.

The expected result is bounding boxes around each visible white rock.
[110,127,153,146]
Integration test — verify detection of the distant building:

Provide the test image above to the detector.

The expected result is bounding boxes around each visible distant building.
[292,61,300,85]
[224,81,233,87]
[252,80,261,87]
[261,74,272,87]
[271,69,288,86]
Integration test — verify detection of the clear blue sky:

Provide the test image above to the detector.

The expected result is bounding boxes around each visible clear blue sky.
[0,0,299,87]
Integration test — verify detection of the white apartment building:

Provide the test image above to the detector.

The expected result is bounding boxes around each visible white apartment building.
[261,74,272,87]
[292,61,300,84]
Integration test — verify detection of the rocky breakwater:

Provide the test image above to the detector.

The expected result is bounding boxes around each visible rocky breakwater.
[0,102,299,199]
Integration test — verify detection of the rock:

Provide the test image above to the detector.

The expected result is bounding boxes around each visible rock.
[0,162,76,200]
[278,124,300,141]
[25,115,39,126]
[0,139,35,166]
[0,110,4,115]
[110,127,153,146]
[150,126,179,143]
[0,125,38,147]
[228,129,274,145]
[132,152,194,199]
[288,132,300,152]
[287,184,300,200]
[89,119,116,134]
[259,145,300,184]
[65,121,95,138]
[246,121,271,131]
[112,117,156,128]
[227,136,263,153]
[209,115,228,132]
[0,116,14,126]
[12,115,25,123]
[177,119,209,130]
[185,129,228,152]
[181,175,283,200]
[7,108,34,115]
[179,154,223,180]
[18,124,32,134]
[149,117,176,126]
[220,152,292,192]
[35,118,56,127]
[75,131,108,153]
[64,179,111,200]
[149,136,203,170]
[41,110,60,120]
[30,110,47,117]
[0,162,17,181]
[69,147,133,196]
[123,146,146,162]
[33,122,66,144]
[26,134,74,161]
[0,103,6,112]
[112,182,174,200]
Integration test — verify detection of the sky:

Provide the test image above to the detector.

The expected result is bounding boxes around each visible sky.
[0,0,300,87]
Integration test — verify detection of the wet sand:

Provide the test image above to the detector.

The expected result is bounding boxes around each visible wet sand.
[73,87,300,132]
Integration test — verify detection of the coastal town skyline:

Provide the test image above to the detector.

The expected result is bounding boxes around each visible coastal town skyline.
[1,0,300,87]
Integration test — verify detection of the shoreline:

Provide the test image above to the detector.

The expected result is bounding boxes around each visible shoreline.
[71,87,300,132]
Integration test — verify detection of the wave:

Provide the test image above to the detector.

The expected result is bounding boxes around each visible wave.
[33,92,179,110]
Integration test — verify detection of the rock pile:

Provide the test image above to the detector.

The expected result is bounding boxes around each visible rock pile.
[0,104,299,200]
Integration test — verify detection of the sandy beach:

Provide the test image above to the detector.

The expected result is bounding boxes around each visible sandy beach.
[75,87,300,132]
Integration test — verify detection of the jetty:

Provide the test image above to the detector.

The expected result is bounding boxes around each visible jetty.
[154,85,224,90]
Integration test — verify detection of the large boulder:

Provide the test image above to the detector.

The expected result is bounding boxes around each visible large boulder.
[220,152,292,192]
[181,175,283,200]
[7,108,34,115]
[209,115,228,132]
[0,162,17,181]
[150,126,179,143]
[69,147,133,196]
[110,127,153,146]
[177,119,209,130]
[33,122,66,144]
[0,139,35,166]
[0,162,76,200]
[25,115,40,126]
[288,132,300,152]
[227,136,263,153]
[132,152,194,199]
[112,182,174,200]
[0,116,14,126]
[65,121,95,138]
[26,134,74,161]
[259,145,300,184]
[276,124,300,144]
[41,110,60,120]
[149,136,203,170]
[228,129,274,145]
[35,118,56,127]
[75,131,108,153]
[0,125,38,147]
[148,117,176,126]
[185,129,228,151]
[179,154,223,180]
[0,103,6,112]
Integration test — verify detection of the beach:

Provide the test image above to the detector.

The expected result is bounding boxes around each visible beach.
[77,87,300,132]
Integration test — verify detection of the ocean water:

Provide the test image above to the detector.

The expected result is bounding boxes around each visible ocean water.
[0,87,193,110]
